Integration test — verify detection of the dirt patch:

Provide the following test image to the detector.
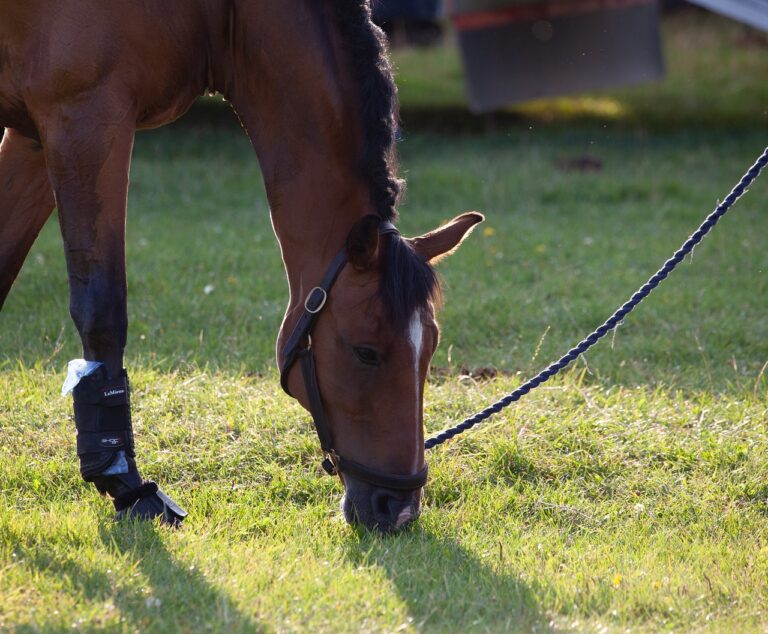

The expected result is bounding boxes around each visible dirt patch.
[554,155,604,172]
[430,365,518,382]
[734,30,768,50]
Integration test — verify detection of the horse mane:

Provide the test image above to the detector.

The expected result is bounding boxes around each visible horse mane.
[331,1,441,326]
[331,0,401,221]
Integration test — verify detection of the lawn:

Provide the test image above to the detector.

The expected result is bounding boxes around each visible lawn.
[1,9,768,633]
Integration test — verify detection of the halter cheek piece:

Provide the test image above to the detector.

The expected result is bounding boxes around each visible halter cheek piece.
[279,221,428,492]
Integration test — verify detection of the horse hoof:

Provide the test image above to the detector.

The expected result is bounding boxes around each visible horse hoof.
[114,482,188,527]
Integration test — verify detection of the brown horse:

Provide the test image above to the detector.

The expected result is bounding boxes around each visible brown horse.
[0,1,482,533]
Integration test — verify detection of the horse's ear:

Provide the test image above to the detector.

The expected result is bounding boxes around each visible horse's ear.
[410,212,484,263]
[346,214,381,270]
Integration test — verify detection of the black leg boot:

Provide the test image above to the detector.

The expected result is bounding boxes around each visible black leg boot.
[72,367,187,526]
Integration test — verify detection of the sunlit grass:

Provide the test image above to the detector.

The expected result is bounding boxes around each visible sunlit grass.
[1,368,767,632]
[517,96,630,122]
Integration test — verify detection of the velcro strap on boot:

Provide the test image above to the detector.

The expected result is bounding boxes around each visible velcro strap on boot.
[73,375,130,409]
[76,430,131,455]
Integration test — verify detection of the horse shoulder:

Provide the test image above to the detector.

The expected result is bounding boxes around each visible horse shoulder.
[3,1,213,130]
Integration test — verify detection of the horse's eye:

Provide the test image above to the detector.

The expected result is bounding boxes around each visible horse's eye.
[353,346,380,366]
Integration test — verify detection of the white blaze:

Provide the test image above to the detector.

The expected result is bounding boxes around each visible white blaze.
[408,310,424,365]
[408,310,424,427]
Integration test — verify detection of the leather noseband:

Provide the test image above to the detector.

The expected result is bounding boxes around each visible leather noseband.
[279,221,428,491]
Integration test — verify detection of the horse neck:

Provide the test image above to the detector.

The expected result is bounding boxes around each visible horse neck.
[219,2,384,300]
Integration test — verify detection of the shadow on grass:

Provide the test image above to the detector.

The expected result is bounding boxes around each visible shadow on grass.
[342,526,560,633]
[10,516,261,632]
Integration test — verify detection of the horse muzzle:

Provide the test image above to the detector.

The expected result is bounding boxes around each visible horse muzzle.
[341,475,424,534]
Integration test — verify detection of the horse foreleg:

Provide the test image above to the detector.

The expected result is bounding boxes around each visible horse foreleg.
[0,129,56,309]
[40,102,186,525]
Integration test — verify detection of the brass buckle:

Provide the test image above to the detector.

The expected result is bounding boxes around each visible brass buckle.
[321,449,341,476]
[304,287,327,314]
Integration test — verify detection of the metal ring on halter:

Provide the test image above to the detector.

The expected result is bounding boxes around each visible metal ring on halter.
[304,287,327,314]
[322,449,342,476]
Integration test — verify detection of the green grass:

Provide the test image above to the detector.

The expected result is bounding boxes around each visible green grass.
[2,10,768,633]
[2,372,767,632]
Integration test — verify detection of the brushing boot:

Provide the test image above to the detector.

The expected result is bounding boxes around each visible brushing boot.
[72,366,187,526]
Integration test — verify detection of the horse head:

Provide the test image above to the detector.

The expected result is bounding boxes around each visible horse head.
[279,211,482,533]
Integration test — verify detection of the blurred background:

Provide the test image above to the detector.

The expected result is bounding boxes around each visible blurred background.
[372,0,765,115]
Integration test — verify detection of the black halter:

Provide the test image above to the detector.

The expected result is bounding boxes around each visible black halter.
[279,221,428,491]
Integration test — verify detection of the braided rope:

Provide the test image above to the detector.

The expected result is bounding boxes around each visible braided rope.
[425,147,768,451]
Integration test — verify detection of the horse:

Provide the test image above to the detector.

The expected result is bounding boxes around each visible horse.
[0,0,482,533]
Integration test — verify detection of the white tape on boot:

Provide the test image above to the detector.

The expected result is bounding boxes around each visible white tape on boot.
[61,359,103,396]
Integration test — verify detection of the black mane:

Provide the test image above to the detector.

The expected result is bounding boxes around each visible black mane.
[332,1,440,325]
[331,0,402,221]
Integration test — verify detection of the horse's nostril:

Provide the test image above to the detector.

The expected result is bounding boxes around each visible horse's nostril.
[370,490,417,531]
[372,490,392,518]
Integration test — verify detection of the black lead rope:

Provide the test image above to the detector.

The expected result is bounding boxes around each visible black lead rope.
[424,147,768,450]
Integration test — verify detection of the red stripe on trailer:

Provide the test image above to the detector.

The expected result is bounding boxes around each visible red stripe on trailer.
[451,0,655,31]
